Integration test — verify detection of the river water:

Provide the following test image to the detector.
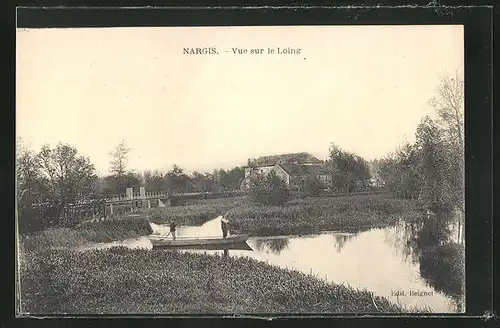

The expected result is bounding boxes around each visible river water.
[81,215,464,313]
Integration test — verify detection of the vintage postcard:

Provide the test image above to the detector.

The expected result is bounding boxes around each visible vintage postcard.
[16,24,465,315]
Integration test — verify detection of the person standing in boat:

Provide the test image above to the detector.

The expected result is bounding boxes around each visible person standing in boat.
[221,217,229,239]
[169,220,177,241]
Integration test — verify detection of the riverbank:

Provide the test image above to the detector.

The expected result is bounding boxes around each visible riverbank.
[19,247,412,314]
[19,218,152,252]
[226,193,421,236]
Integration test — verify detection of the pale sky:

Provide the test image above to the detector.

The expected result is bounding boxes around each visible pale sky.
[16,25,463,175]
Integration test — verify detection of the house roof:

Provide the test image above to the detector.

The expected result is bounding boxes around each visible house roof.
[277,163,330,177]
[249,152,322,167]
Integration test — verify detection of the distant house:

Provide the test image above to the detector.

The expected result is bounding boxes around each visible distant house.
[240,152,333,191]
[275,163,333,190]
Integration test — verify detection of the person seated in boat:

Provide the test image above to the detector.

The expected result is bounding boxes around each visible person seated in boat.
[221,217,229,239]
[169,220,177,240]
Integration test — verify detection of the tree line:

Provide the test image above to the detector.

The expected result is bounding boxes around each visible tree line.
[16,138,245,231]
[17,139,246,201]
[16,137,375,221]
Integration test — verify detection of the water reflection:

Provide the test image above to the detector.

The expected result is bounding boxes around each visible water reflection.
[383,210,465,312]
[332,234,356,253]
[383,221,420,264]
[155,242,253,252]
[253,237,290,255]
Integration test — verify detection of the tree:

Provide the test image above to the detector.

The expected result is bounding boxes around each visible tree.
[123,172,142,191]
[227,167,245,190]
[37,143,98,225]
[328,143,349,192]
[191,171,218,192]
[429,72,464,213]
[109,139,130,176]
[247,158,257,169]
[143,170,165,192]
[17,139,41,203]
[204,172,216,192]
[214,167,245,191]
[165,165,193,193]
[376,142,422,200]
[352,155,371,191]
[17,139,44,231]
[191,171,207,192]
[415,117,444,205]
[17,141,99,230]
[328,143,371,193]
[107,140,133,194]
[429,71,464,152]
[249,171,290,206]
[172,164,184,175]
[303,175,324,196]
[377,112,464,211]
[415,116,462,212]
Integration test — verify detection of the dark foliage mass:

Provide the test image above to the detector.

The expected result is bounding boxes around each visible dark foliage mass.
[17,142,98,232]
[248,171,291,206]
[327,144,371,193]
[419,243,465,298]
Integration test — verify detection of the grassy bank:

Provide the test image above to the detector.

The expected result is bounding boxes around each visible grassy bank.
[19,218,153,252]
[19,247,409,314]
[146,196,246,225]
[227,194,421,236]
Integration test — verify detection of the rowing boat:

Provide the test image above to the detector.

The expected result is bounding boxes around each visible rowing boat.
[149,234,249,248]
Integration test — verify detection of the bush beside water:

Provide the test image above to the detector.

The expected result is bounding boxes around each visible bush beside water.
[419,243,465,298]
[19,247,408,314]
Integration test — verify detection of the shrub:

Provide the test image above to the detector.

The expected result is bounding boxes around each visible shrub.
[303,176,324,197]
[249,171,290,206]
